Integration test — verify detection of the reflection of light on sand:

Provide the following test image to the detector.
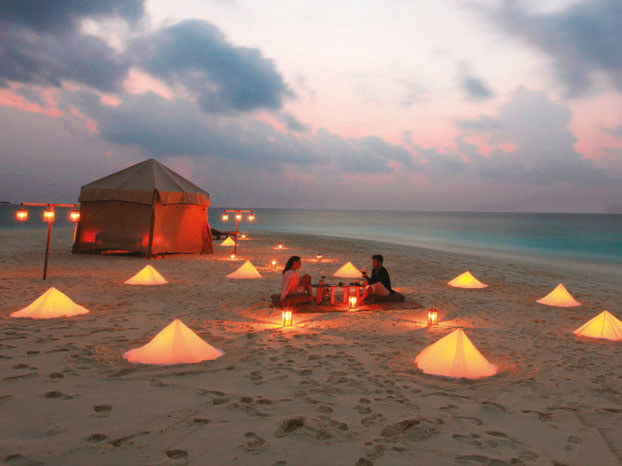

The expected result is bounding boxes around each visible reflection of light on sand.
[305,257,337,263]
[215,256,244,262]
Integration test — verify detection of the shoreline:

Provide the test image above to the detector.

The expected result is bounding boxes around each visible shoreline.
[251,229,622,283]
[0,227,621,464]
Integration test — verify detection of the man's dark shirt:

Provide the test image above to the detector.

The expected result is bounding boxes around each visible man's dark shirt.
[366,266,392,292]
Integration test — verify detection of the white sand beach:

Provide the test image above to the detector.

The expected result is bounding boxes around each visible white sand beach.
[0,226,621,465]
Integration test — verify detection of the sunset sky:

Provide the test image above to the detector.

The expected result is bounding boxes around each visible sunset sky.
[1,0,621,212]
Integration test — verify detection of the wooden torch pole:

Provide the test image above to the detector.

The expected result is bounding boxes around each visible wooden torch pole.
[43,206,53,280]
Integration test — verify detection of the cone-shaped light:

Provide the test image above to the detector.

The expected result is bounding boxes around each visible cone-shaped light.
[333,261,362,279]
[10,287,90,319]
[573,311,622,341]
[536,283,581,307]
[123,319,224,365]
[448,271,487,289]
[124,265,168,285]
[415,329,497,379]
[220,237,235,246]
[227,260,262,279]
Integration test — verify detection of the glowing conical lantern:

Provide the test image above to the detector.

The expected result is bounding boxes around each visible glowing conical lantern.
[573,311,622,341]
[227,260,262,279]
[220,237,235,246]
[536,283,581,307]
[415,329,497,379]
[333,261,362,279]
[448,271,487,289]
[123,319,224,365]
[124,265,168,285]
[10,287,90,319]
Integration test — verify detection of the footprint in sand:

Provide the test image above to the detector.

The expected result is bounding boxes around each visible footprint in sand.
[361,413,384,427]
[93,404,112,416]
[49,372,64,379]
[43,391,72,399]
[241,432,268,452]
[166,450,188,459]
[480,401,506,412]
[86,433,107,443]
[452,433,483,447]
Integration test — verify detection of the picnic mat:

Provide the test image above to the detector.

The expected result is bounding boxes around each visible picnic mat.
[270,292,422,313]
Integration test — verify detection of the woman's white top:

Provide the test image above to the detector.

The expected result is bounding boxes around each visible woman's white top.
[281,269,303,300]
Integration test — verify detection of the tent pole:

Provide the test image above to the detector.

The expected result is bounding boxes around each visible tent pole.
[147,195,156,259]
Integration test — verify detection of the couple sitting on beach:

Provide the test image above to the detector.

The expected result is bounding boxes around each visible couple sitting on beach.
[280,254,392,306]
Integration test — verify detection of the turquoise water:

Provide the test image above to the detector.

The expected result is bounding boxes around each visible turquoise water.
[210,208,622,268]
[2,204,621,269]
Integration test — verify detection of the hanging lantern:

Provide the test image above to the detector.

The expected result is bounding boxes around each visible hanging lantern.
[277,243,283,249]
[282,310,293,327]
[248,213,255,222]
[68,210,80,222]
[271,259,277,269]
[348,296,358,309]
[16,208,28,222]
[241,233,247,239]
[427,308,439,326]
[317,253,323,262]
[235,213,242,221]
[222,213,229,221]
[230,253,236,260]
[43,210,55,222]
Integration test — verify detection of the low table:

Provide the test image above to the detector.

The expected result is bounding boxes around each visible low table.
[311,283,366,305]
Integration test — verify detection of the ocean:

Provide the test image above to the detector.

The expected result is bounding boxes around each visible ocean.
[2,204,620,273]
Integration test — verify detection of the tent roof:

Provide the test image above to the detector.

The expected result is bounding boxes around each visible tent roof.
[79,158,210,205]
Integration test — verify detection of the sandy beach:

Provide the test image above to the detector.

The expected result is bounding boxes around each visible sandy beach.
[0,226,621,465]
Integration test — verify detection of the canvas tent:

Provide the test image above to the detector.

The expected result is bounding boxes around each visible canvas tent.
[72,159,213,257]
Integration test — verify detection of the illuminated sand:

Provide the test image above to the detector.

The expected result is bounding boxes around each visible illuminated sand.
[415,328,497,379]
[448,270,488,289]
[573,310,622,341]
[0,227,620,465]
[536,283,581,307]
[124,264,168,285]
[10,287,90,319]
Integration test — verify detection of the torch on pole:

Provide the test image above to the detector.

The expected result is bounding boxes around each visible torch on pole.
[17,202,80,280]
[221,209,255,257]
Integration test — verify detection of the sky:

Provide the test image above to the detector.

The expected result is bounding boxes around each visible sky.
[0,0,621,212]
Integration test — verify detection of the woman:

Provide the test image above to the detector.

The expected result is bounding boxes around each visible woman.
[280,256,313,305]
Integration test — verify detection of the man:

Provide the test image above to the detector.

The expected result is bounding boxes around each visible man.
[360,254,392,302]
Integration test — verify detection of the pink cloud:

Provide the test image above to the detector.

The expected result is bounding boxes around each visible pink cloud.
[569,93,622,160]
[123,68,174,100]
[0,86,63,117]
[100,93,122,106]
[70,107,99,134]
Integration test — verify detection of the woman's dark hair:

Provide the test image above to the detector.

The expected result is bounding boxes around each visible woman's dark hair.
[372,254,384,264]
[283,256,301,274]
